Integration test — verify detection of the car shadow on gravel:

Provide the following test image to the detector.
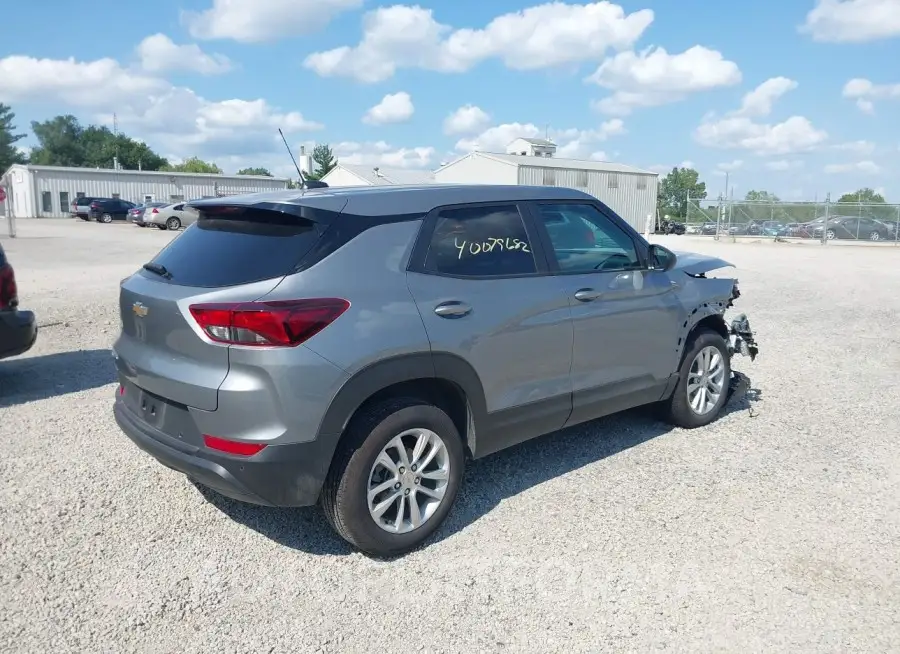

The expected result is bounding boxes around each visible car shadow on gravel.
[0,349,116,408]
[196,376,761,558]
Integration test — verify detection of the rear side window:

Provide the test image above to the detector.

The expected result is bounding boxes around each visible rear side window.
[147,208,323,288]
[423,204,536,277]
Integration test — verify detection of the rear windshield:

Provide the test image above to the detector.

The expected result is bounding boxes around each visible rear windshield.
[146,208,323,288]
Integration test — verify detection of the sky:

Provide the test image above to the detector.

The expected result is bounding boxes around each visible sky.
[0,0,898,201]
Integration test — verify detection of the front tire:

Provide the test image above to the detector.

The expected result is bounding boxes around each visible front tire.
[660,329,731,428]
[322,397,464,557]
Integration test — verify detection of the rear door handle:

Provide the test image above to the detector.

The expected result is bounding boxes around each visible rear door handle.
[434,301,472,318]
[574,288,603,302]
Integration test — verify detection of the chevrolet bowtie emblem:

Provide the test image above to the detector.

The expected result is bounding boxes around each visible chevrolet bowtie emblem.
[132,302,149,318]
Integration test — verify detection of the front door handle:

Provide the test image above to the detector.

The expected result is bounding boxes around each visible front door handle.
[434,301,472,318]
[574,288,603,302]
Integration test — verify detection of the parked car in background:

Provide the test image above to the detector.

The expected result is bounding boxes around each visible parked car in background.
[759,221,786,236]
[112,185,759,556]
[76,198,137,223]
[874,218,898,239]
[129,202,169,226]
[700,222,719,236]
[0,242,37,361]
[144,203,198,231]
[811,216,891,241]
[73,197,102,220]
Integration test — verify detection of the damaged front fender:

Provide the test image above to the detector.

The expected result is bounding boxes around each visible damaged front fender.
[671,251,759,362]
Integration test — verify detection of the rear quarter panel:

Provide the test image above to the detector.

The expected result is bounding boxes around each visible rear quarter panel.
[259,220,431,375]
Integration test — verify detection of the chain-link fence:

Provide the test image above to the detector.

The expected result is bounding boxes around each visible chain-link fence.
[684,197,900,244]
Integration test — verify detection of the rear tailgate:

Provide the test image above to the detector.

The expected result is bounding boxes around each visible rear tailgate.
[113,193,346,411]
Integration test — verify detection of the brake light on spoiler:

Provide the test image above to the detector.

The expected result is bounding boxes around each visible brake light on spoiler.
[189,298,350,347]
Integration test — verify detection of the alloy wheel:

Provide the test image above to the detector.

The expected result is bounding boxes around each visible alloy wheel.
[687,345,726,416]
[367,428,450,534]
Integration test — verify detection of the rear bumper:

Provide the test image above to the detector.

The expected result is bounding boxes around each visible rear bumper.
[0,310,37,360]
[113,396,336,507]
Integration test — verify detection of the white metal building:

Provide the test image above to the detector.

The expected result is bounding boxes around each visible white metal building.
[320,163,435,187]
[0,164,290,218]
[434,147,659,232]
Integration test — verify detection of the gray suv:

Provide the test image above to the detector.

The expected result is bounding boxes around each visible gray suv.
[112,185,758,556]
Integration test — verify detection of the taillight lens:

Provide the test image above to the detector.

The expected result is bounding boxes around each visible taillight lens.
[151,208,159,214]
[90,202,99,209]
[203,435,267,456]
[0,264,18,310]
[189,298,350,347]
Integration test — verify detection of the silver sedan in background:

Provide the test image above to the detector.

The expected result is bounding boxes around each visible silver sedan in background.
[143,203,198,231]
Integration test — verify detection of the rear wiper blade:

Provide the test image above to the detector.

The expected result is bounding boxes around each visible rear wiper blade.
[142,262,172,279]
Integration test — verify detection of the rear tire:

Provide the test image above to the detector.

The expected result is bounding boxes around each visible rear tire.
[79,216,89,221]
[156,224,167,230]
[660,329,731,429]
[321,397,464,557]
[166,217,181,230]
[99,213,112,224]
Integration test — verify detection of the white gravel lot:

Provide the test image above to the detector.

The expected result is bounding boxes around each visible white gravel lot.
[1,220,898,653]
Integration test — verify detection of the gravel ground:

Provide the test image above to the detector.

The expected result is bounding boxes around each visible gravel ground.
[1,220,898,653]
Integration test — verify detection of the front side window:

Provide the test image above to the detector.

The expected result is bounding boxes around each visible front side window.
[536,203,641,273]
[424,204,536,277]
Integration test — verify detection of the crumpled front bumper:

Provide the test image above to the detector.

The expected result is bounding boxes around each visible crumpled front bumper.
[727,313,759,361]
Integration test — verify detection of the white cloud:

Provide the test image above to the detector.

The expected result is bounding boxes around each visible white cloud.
[716,160,743,173]
[183,0,363,43]
[136,34,232,74]
[647,160,694,174]
[695,115,827,155]
[766,160,804,171]
[832,140,876,155]
[694,78,827,155]
[362,92,414,125]
[0,55,166,106]
[735,77,797,116]
[333,140,436,169]
[824,160,881,174]
[455,119,625,159]
[0,54,322,164]
[587,45,741,114]
[842,77,900,113]
[304,2,654,83]
[443,104,491,135]
[800,0,900,42]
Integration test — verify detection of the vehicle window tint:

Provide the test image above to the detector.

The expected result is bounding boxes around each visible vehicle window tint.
[424,205,536,277]
[148,208,324,288]
[536,203,640,273]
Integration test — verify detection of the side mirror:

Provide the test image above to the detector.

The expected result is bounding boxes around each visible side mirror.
[647,244,676,272]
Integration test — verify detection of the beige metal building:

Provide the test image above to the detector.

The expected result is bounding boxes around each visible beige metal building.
[1,164,290,218]
[320,163,435,187]
[434,145,658,231]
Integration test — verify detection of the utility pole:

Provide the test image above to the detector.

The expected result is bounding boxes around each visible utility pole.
[113,113,119,170]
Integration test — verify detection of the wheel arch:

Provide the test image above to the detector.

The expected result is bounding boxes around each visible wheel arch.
[316,352,487,458]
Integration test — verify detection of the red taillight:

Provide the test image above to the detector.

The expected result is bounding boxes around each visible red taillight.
[203,434,267,456]
[189,298,350,347]
[151,208,159,214]
[0,264,18,310]
[90,202,100,209]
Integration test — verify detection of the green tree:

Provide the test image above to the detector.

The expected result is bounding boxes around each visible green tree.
[744,190,780,202]
[658,167,707,219]
[80,126,168,170]
[306,144,337,180]
[0,104,27,171]
[837,187,885,204]
[237,167,272,176]
[162,156,223,174]
[29,115,85,167]
[27,114,168,170]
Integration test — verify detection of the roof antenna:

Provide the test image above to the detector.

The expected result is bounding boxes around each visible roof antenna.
[278,128,328,189]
